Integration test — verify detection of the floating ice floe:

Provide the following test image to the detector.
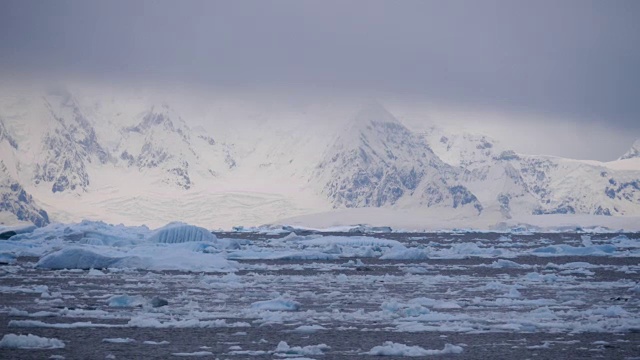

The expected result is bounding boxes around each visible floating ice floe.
[227,250,338,261]
[143,340,170,345]
[107,294,147,308]
[274,341,330,356]
[532,244,616,256]
[0,333,65,349]
[366,342,463,356]
[609,235,640,248]
[290,324,327,333]
[127,316,250,328]
[36,247,236,272]
[171,351,214,357]
[0,253,16,264]
[380,246,429,260]
[102,338,135,343]
[487,259,528,269]
[299,236,401,248]
[251,297,300,311]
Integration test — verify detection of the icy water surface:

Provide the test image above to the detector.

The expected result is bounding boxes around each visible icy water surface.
[1,231,639,359]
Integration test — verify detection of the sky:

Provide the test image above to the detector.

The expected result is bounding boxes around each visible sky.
[1,0,639,160]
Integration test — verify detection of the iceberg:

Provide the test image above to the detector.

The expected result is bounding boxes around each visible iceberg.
[36,248,124,270]
[148,222,216,244]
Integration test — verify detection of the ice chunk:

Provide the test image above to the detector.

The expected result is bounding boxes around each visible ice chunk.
[87,268,106,276]
[36,247,236,272]
[148,222,216,244]
[9,320,120,328]
[301,236,402,248]
[143,340,170,345]
[107,294,146,308]
[102,338,135,343]
[366,342,463,356]
[227,250,337,260]
[532,244,616,256]
[590,305,628,317]
[151,296,169,308]
[251,297,300,311]
[171,351,213,357]
[380,246,429,260]
[0,333,65,349]
[275,341,330,356]
[291,325,327,333]
[126,316,250,328]
[610,235,640,248]
[489,259,525,268]
[37,248,120,270]
[0,224,37,237]
[0,253,16,265]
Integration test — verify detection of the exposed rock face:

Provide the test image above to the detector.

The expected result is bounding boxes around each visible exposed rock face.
[0,173,50,227]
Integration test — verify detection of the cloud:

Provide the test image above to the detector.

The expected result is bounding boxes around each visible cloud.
[0,0,638,155]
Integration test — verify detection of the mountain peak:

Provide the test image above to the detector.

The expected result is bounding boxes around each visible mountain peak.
[619,139,640,160]
[352,100,398,127]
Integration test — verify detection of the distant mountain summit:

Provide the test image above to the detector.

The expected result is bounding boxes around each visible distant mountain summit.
[316,101,482,213]
[620,139,640,160]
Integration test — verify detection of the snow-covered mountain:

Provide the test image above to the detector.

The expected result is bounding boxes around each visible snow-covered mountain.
[316,101,482,214]
[0,87,639,228]
[114,103,237,189]
[620,139,640,160]
[0,161,49,227]
[423,127,640,218]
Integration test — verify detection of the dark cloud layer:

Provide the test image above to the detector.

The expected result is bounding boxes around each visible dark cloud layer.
[1,0,639,131]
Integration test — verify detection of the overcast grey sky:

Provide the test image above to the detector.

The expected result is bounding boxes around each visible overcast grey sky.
[1,0,639,160]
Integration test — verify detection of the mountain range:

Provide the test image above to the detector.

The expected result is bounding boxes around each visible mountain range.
[1,87,639,229]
